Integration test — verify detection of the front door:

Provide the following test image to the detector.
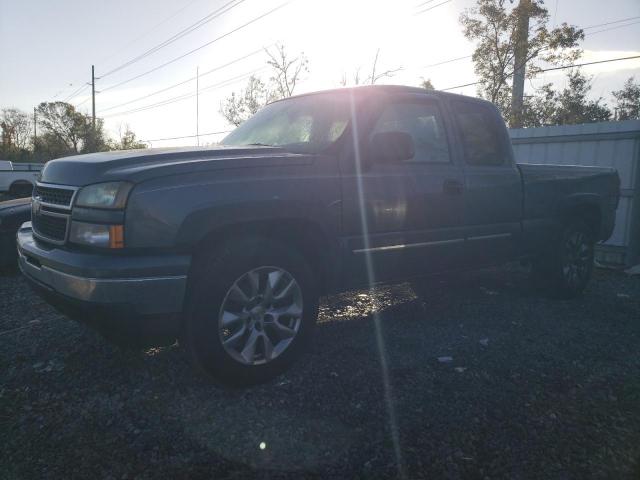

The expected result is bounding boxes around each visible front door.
[340,93,465,286]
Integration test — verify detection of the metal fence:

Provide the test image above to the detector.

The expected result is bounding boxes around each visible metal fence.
[510,120,640,267]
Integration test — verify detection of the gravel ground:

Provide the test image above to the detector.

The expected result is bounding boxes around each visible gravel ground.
[1,265,639,479]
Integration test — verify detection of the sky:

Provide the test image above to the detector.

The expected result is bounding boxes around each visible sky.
[1,0,639,147]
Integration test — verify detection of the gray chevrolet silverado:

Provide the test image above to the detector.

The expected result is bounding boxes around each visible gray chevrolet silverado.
[17,86,619,384]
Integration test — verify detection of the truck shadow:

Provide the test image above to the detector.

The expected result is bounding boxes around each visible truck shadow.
[67,265,542,473]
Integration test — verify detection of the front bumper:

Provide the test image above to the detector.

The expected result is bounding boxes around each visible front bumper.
[17,222,191,316]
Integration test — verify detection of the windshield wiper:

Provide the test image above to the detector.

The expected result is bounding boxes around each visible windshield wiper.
[247,142,274,147]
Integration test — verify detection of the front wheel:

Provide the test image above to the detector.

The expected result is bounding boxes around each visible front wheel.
[531,219,595,299]
[9,182,33,198]
[183,237,319,385]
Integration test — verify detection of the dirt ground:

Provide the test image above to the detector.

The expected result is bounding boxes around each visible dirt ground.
[1,265,639,479]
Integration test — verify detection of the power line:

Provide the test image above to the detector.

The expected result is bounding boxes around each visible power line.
[103,67,267,118]
[100,0,248,78]
[75,96,91,108]
[416,15,640,74]
[582,15,640,30]
[424,54,472,69]
[414,0,437,9]
[97,0,202,68]
[415,0,451,15]
[441,54,640,91]
[535,54,640,73]
[104,68,264,117]
[586,20,640,36]
[99,1,292,93]
[50,0,202,103]
[441,81,480,91]
[100,47,267,112]
[62,83,89,103]
[140,130,232,143]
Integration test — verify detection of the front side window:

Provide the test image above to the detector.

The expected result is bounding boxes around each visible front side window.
[371,100,451,164]
[452,100,506,166]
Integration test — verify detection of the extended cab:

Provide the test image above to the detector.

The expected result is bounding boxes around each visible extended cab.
[17,86,620,384]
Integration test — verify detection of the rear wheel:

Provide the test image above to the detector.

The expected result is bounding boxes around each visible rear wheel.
[183,237,319,385]
[531,219,595,298]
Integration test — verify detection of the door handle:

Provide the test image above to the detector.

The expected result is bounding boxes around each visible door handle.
[443,179,463,195]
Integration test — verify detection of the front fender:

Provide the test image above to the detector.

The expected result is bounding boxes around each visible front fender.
[124,162,342,251]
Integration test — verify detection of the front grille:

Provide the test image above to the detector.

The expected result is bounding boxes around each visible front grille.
[34,185,74,207]
[33,214,68,242]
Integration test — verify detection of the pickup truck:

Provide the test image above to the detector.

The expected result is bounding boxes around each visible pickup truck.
[0,160,42,197]
[17,85,620,384]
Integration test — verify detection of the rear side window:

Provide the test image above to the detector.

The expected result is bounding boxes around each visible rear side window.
[452,101,506,166]
[371,101,451,163]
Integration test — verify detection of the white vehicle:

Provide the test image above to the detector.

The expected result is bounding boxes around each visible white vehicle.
[0,160,42,197]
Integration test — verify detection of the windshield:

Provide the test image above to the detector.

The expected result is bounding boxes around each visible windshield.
[222,93,350,154]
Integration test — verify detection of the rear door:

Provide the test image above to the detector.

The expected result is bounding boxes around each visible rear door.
[449,99,523,266]
[340,93,466,285]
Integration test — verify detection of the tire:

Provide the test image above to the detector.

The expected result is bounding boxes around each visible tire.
[531,218,595,299]
[9,182,33,198]
[183,236,319,385]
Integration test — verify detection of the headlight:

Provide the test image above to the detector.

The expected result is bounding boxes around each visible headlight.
[75,182,133,209]
[69,221,124,248]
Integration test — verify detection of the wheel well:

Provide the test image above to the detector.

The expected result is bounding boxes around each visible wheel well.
[191,219,335,294]
[563,204,601,238]
[8,181,34,196]
[9,180,33,187]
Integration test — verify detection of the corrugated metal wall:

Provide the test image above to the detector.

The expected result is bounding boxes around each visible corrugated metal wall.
[510,120,640,266]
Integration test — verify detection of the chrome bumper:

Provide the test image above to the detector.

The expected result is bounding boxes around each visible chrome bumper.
[17,223,189,316]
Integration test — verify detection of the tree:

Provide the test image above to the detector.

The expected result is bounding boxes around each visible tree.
[550,70,611,125]
[220,45,308,126]
[1,108,34,163]
[34,132,73,161]
[368,48,402,85]
[459,0,583,125]
[36,102,84,154]
[112,124,147,150]
[522,82,556,127]
[522,70,611,127]
[340,49,402,86]
[266,43,308,98]
[220,76,270,127]
[339,68,364,87]
[0,102,146,162]
[612,77,640,120]
[1,108,32,150]
[420,78,435,90]
[35,101,109,158]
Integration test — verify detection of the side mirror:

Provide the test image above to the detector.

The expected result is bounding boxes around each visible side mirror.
[370,131,415,163]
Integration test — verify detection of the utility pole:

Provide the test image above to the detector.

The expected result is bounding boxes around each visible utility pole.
[510,0,531,128]
[91,65,96,130]
[196,66,200,146]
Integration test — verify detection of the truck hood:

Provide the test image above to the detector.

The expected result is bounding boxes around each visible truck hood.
[39,145,311,186]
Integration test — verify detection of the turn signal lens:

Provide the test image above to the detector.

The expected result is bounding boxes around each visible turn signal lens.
[109,225,124,249]
[69,221,124,249]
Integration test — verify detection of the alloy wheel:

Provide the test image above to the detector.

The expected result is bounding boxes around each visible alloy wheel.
[562,231,592,289]
[218,266,303,366]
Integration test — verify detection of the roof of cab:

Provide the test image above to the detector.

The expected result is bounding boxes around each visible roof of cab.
[279,84,491,105]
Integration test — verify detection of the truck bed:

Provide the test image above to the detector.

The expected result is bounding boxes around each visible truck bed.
[518,163,620,243]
